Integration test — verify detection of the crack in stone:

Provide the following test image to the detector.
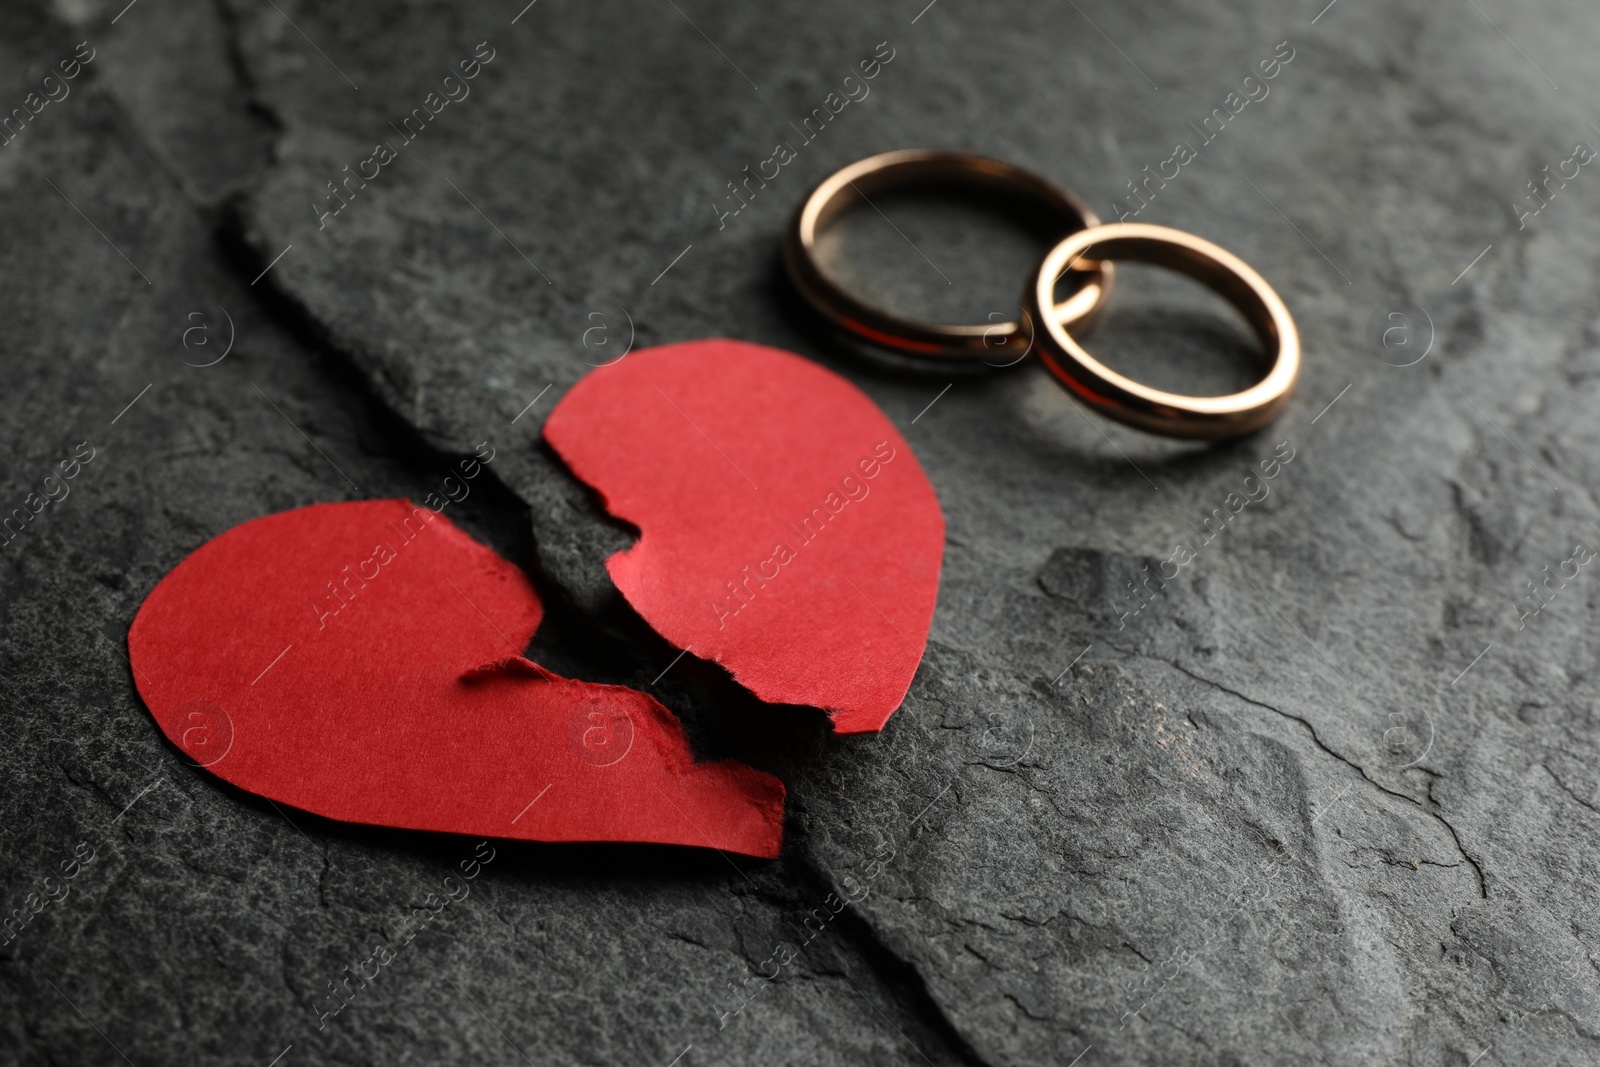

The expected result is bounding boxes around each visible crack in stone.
[780,843,1002,1067]
[1141,655,1490,899]
[1542,762,1600,818]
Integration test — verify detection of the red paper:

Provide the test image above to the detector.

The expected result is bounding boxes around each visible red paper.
[128,500,785,858]
[545,339,944,733]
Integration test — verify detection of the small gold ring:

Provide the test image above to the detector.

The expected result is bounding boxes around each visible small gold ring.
[1029,224,1299,439]
[784,150,1113,364]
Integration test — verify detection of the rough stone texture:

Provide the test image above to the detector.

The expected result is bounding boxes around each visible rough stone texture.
[3,0,1600,1063]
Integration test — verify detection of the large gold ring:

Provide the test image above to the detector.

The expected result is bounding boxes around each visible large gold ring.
[1029,224,1299,439]
[785,150,1112,365]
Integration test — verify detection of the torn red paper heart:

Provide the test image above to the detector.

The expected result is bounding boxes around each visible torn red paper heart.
[128,500,785,858]
[545,339,944,733]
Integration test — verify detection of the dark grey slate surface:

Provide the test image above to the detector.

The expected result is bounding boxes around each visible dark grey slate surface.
[4,0,1600,1063]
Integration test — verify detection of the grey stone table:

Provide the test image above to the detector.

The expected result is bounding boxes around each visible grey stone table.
[3,0,1598,1063]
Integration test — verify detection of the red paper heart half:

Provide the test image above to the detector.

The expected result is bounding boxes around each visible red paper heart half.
[544,339,945,734]
[128,500,785,858]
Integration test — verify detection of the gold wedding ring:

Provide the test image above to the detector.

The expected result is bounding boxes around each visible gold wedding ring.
[784,150,1112,364]
[788,153,1300,438]
[1029,224,1299,439]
